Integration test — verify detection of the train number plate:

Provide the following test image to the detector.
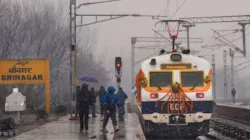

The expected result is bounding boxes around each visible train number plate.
[169,115,186,124]
[169,103,184,111]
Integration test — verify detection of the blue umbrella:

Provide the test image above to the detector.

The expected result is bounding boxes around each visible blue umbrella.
[78,76,98,83]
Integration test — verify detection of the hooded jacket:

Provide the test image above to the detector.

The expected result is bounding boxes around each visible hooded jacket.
[103,91,120,112]
[116,87,128,105]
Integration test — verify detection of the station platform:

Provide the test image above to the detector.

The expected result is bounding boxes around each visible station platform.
[7,113,145,140]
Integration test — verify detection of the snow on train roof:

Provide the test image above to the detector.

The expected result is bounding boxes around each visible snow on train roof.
[141,53,212,71]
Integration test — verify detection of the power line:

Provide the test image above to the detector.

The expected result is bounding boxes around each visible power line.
[237,64,250,71]
[170,0,186,19]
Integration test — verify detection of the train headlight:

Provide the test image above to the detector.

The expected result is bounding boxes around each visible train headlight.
[196,93,204,98]
[151,113,161,123]
[150,59,156,65]
[150,93,159,99]
[194,112,204,122]
[170,54,182,61]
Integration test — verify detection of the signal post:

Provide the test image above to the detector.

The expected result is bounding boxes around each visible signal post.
[115,57,122,89]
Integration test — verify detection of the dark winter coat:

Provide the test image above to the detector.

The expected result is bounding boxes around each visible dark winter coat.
[116,87,128,105]
[76,86,81,109]
[98,86,106,104]
[90,88,97,103]
[78,84,92,113]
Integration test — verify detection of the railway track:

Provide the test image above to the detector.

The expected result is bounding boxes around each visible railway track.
[207,102,250,140]
[131,100,250,140]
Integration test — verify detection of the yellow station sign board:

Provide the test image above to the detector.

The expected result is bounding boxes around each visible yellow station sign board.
[0,59,50,113]
[0,59,49,84]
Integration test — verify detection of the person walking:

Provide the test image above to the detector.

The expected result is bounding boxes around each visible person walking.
[76,86,81,117]
[90,87,98,118]
[78,84,92,132]
[102,86,120,133]
[117,87,128,122]
[98,86,106,116]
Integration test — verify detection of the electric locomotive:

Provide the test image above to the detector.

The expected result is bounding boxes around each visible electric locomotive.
[135,50,213,137]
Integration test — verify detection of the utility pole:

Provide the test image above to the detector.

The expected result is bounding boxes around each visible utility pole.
[238,22,249,57]
[229,48,236,103]
[69,0,125,120]
[180,15,250,57]
[212,54,216,100]
[182,24,195,49]
[223,50,228,101]
[69,0,77,120]
[229,49,234,91]
[131,37,136,105]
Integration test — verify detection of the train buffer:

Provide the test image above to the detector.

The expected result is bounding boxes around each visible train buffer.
[6,113,145,140]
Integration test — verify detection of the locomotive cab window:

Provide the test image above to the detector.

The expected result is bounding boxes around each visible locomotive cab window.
[181,71,204,87]
[150,72,172,87]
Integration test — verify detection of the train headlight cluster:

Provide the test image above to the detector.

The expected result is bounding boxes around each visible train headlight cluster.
[170,54,182,61]
[194,112,204,122]
[150,93,159,99]
[196,93,204,98]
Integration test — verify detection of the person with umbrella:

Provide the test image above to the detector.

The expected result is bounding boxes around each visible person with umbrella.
[78,83,92,132]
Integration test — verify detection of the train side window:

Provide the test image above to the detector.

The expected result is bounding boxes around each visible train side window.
[180,71,204,87]
[149,72,173,87]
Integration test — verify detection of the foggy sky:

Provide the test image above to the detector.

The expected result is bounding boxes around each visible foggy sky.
[17,0,250,101]
[77,0,250,100]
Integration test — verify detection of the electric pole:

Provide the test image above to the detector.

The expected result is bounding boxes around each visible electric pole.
[69,0,77,120]
[212,54,216,100]
[69,0,128,120]
[223,50,228,101]
[182,24,195,49]
[131,37,136,105]
[229,48,236,103]
[180,15,250,57]
[229,49,234,91]
[238,22,249,57]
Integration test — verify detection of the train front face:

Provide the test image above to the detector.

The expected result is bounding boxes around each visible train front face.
[139,53,213,129]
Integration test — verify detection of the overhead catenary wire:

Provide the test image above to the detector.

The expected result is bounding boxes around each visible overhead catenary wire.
[170,0,186,19]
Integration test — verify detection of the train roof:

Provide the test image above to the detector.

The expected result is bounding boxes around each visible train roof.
[141,52,212,70]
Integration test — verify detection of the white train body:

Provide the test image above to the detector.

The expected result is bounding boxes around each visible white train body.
[137,52,213,126]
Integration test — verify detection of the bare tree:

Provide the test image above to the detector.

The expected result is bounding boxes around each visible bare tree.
[0,0,110,111]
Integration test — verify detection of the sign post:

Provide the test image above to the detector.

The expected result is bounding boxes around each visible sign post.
[115,57,122,89]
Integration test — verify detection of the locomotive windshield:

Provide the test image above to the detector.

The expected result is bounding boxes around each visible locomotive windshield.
[150,72,172,87]
[181,71,204,87]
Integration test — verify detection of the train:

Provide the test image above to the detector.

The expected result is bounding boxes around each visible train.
[135,49,214,138]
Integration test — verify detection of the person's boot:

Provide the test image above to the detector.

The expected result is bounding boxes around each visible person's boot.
[113,125,119,132]
[79,127,83,132]
[119,118,124,122]
[92,114,97,118]
[101,127,108,133]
